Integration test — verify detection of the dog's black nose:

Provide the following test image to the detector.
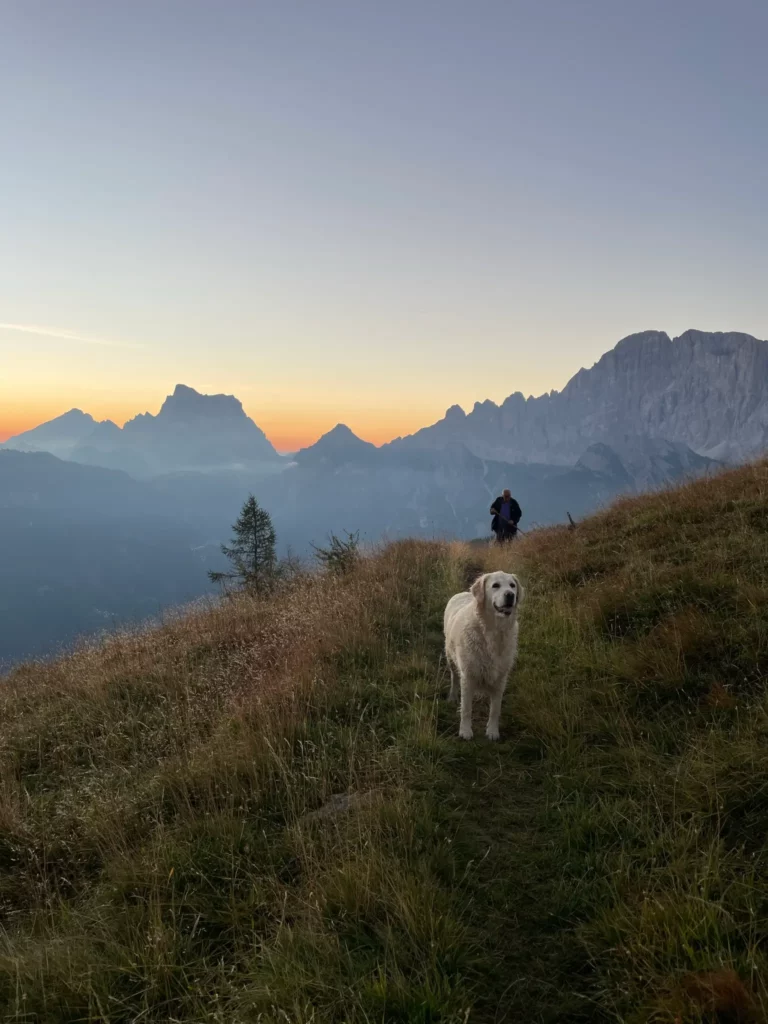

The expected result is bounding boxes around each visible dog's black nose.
[504,592,515,606]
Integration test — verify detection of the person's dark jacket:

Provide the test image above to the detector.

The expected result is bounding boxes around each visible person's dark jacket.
[490,495,522,533]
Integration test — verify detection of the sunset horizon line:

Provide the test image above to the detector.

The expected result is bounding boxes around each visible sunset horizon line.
[0,389,448,455]
[6,324,768,455]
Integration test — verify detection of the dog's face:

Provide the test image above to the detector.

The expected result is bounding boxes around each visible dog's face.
[471,571,523,617]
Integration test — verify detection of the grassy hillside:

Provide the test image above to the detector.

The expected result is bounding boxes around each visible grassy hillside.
[1,461,768,1022]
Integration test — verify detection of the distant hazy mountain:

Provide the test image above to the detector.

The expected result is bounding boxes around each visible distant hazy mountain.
[0,449,161,515]
[3,385,282,477]
[0,428,717,663]
[0,450,225,665]
[2,409,117,460]
[262,431,717,540]
[392,330,768,464]
[120,384,279,470]
[294,424,378,468]
[575,435,716,490]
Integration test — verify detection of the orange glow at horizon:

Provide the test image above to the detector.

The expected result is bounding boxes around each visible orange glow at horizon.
[0,401,440,452]
[2,327,563,455]
[0,396,151,445]
[257,410,434,453]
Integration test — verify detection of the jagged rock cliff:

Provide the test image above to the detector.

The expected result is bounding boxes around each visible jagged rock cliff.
[393,330,768,463]
[3,385,280,476]
[118,384,279,471]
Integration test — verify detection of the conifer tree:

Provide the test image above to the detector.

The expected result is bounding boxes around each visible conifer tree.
[209,494,276,593]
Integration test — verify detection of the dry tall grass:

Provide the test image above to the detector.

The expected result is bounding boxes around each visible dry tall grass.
[2,463,768,1022]
[0,541,472,1021]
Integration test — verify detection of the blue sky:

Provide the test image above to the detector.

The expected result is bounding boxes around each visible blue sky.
[1,0,766,449]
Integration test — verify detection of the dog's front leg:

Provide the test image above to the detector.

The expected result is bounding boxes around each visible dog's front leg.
[459,675,475,740]
[486,682,506,741]
[447,658,460,703]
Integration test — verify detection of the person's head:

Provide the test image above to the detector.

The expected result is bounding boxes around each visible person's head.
[502,489,511,500]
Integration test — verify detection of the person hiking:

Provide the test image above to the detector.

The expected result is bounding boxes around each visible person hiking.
[490,489,522,543]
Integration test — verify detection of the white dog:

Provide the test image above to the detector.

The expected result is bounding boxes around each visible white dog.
[443,571,524,741]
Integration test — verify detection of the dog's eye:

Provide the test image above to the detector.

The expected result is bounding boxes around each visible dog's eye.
[492,582,501,589]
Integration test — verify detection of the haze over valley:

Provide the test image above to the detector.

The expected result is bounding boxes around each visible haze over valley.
[3,327,766,662]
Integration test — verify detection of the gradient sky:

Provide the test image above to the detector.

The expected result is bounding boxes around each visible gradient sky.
[1,0,767,452]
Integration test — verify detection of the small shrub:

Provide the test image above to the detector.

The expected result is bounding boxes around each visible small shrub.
[312,531,361,576]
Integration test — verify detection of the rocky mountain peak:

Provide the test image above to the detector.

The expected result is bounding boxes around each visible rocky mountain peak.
[612,329,672,354]
[323,423,361,441]
[398,329,768,465]
[0,408,99,457]
[157,384,248,422]
[472,399,499,417]
[59,408,93,423]
[443,404,467,424]
[295,423,376,467]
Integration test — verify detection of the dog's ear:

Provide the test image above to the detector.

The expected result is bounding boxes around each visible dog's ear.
[514,577,525,605]
[471,574,486,610]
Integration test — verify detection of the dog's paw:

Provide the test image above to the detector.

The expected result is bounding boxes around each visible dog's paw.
[485,726,500,742]
[458,724,474,741]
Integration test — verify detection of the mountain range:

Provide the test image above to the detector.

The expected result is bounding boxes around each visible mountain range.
[6,330,768,474]
[388,329,768,464]
[2,327,766,664]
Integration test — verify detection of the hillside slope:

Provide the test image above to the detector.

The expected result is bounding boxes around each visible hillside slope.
[1,462,768,1022]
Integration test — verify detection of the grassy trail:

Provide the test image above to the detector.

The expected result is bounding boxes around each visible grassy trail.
[423,574,597,1024]
[430,719,590,1023]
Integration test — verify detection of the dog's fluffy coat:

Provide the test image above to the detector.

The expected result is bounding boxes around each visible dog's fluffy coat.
[443,571,523,740]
